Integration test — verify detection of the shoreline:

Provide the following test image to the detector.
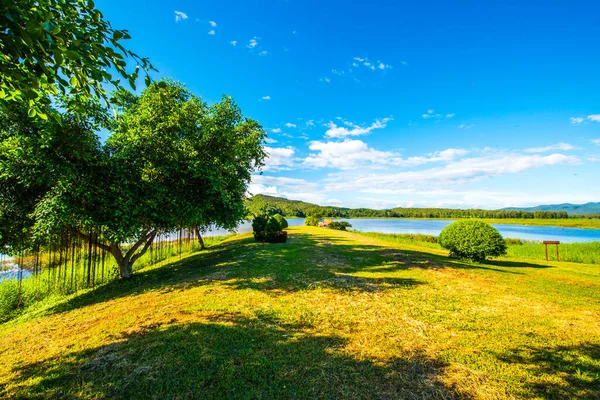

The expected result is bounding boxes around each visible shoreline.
[279,217,600,229]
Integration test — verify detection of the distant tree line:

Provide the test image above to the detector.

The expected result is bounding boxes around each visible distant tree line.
[245,195,571,219]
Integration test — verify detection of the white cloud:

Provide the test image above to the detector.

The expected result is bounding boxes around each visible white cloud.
[304,139,398,170]
[264,138,278,144]
[323,153,581,192]
[588,114,600,122]
[261,95,271,101]
[249,175,322,203]
[259,50,268,56]
[570,117,584,125]
[446,113,455,118]
[524,143,576,153]
[324,118,391,138]
[247,38,258,48]
[208,29,215,35]
[285,123,297,128]
[174,11,188,22]
[271,128,282,133]
[320,77,331,83]
[399,148,469,167]
[230,40,237,46]
[458,124,474,129]
[209,21,217,27]
[263,146,296,171]
[306,120,315,127]
[592,138,600,146]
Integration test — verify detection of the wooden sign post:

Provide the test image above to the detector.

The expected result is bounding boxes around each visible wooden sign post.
[543,241,560,261]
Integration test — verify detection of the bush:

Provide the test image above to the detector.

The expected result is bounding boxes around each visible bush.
[304,216,321,227]
[328,221,352,231]
[439,220,507,262]
[273,214,288,229]
[252,215,287,243]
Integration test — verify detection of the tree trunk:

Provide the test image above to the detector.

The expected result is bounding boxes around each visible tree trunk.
[195,227,205,250]
[118,259,133,279]
[76,229,157,280]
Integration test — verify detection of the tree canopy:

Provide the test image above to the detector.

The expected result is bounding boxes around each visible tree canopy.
[0,0,154,119]
[0,80,266,278]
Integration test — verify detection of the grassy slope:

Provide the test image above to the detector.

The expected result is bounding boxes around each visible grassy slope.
[1,226,599,399]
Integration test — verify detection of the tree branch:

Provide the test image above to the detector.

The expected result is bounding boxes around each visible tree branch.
[124,229,156,261]
[131,231,158,264]
[73,229,113,254]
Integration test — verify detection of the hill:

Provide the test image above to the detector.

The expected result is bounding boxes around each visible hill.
[503,202,600,215]
[1,227,599,398]
[245,194,570,219]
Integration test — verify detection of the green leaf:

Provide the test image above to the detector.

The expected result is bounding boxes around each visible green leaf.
[65,50,79,60]
[28,108,37,118]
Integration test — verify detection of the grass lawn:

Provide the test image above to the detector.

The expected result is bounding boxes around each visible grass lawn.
[1,226,599,399]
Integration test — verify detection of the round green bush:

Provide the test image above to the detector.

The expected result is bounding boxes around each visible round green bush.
[273,214,288,229]
[439,220,507,262]
[252,215,287,243]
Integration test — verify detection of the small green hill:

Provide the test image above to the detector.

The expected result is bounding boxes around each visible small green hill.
[245,194,571,219]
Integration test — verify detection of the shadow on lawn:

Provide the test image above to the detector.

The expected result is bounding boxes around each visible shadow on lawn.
[2,314,465,399]
[496,342,600,399]
[45,230,548,317]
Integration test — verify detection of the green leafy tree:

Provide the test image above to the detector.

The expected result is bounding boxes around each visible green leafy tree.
[304,216,321,227]
[0,80,266,278]
[439,220,507,262]
[0,0,155,119]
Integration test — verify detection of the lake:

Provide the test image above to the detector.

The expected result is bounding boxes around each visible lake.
[205,218,600,243]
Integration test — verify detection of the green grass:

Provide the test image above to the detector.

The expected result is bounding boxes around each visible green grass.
[355,231,600,265]
[1,226,599,399]
[0,235,230,323]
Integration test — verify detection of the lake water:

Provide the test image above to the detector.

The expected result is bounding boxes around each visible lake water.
[205,218,600,243]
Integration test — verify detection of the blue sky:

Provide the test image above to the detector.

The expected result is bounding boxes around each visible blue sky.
[98,0,600,209]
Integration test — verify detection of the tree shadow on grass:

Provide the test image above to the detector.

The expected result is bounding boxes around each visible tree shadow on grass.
[43,230,549,318]
[2,313,465,400]
[495,342,600,399]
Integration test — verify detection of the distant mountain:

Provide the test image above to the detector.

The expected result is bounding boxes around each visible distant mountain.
[502,202,600,215]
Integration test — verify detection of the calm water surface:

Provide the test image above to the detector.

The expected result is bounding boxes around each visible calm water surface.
[205,218,600,243]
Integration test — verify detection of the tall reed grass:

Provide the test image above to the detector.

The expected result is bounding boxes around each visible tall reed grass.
[0,235,228,323]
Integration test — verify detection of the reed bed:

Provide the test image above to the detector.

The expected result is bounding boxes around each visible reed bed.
[0,232,229,323]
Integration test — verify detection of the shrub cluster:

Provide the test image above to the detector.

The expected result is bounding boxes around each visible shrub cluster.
[272,214,288,229]
[304,216,321,227]
[439,220,507,262]
[328,221,352,231]
[252,215,287,243]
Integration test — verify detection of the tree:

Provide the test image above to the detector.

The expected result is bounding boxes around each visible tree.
[0,0,155,119]
[0,80,266,278]
[439,220,507,262]
[305,216,321,227]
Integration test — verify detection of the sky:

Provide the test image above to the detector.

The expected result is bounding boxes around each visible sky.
[97,0,600,210]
